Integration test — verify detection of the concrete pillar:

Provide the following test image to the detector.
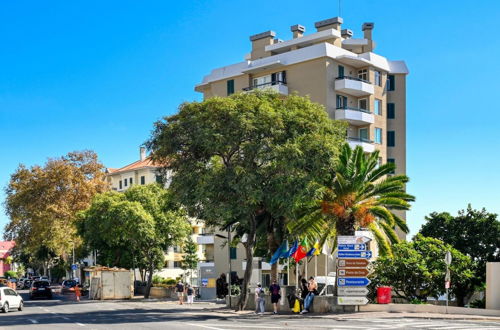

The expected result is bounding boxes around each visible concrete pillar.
[486,262,500,310]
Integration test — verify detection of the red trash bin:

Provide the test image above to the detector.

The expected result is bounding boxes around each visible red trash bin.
[377,286,391,304]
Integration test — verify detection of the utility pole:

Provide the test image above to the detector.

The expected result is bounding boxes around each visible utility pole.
[72,243,76,280]
[227,224,232,308]
[444,251,452,312]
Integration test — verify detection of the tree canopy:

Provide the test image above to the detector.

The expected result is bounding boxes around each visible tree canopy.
[78,184,191,298]
[4,151,108,274]
[369,234,474,305]
[146,91,347,309]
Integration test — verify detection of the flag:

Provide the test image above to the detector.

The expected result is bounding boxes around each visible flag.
[321,242,330,255]
[270,240,288,265]
[279,240,290,258]
[284,240,298,258]
[306,240,319,257]
[292,237,308,262]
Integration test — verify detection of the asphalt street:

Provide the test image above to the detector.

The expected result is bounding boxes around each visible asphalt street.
[1,290,499,330]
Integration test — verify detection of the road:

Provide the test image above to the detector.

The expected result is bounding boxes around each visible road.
[1,290,499,329]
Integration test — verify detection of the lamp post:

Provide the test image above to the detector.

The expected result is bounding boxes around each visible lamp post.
[228,224,232,308]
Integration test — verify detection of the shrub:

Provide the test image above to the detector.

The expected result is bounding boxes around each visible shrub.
[163,278,176,285]
[4,270,17,278]
[152,275,163,285]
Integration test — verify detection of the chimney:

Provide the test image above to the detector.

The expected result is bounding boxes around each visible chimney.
[341,29,353,39]
[314,16,343,32]
[140,147,146,161]
[362,22,375,52]
[290,24,305,38]
[249,30,276,60]
[362,22,374,40]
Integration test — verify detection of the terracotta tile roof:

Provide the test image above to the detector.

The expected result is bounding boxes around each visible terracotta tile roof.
[106,157,165,175]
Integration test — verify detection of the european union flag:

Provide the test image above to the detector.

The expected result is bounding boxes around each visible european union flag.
[270,240,288,265]
[284,240,298,258]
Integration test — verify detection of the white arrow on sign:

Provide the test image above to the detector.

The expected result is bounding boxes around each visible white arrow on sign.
[337,287,369,296]
[337,296,369,305]
[337,235,372,245]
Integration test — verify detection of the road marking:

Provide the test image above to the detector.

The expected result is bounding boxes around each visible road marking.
[62,317,70,320]
[186,323,225,330]
[28,319,38,324]
[75,323,85,327]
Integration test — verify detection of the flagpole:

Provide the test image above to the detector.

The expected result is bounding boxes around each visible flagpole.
[315,254,317,278]
[305,257,308,280]
[287,258,290,286]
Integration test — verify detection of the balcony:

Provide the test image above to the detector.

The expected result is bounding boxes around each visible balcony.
[242,81,288,95]
[196,235,215,245]
[347,137,375,153]
[334,76,374,96]
[335,107,374,126]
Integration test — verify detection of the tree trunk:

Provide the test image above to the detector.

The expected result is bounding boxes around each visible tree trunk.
[336,216,356,236]
[266,216,279,282]
[144,263,154,299]
[237,215,257,311]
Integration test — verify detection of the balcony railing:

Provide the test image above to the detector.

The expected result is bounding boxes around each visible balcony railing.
[336,76,371,84]
[242,80,287,91]
[348,137,374,144]
[336,106,371,114]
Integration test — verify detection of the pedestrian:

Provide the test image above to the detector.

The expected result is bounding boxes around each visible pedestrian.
[176,280,185,305]
[269,279,281,314]
[254,283,265,315]
[300,276,318,314]
[74,284,81,302]
[186,284,194,305]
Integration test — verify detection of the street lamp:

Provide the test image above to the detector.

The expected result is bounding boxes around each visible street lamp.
[226,222,239,308]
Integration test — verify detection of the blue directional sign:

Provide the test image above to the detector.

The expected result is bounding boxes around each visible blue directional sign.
[338,244,367,251]
[338,250,372,259]
[337,277,371,287]
[71,264,78,270]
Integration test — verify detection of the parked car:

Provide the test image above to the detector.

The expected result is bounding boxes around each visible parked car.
[23,280,32,290]
[61,280,78,294]
[0,287,23,312]
[29,281,52,299]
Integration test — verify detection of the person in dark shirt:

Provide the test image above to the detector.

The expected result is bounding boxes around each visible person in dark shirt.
[269,279,281,314]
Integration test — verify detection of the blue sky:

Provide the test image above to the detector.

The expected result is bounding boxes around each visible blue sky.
[1,0,499,237]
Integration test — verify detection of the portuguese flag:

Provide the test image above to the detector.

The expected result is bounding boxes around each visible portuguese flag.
[292,237,308,262]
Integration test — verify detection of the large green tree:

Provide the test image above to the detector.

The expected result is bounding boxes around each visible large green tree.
[419,205,500,303]
[290,144,414,256]
[78,184,191,298]
[369,235,474,304]
[4,151,108,275]
[146,91,346,309]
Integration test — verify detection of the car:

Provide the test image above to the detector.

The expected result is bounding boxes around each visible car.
[22,280,32,290]
[0,287,23,313]
[30,281,52,299]
[61,280,78,294]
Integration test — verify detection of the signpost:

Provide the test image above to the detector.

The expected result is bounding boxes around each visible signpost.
[337,296,369,305]
[336,234,372,306]
[338,251,372,259]
[444,251,452,311]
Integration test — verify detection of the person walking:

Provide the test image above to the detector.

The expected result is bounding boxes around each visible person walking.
[300,277,318,314]
[186,284,194,305]
[255,283,265,315]
[74,284,81,302]
[176,281,185,305]
[269,279,281,315]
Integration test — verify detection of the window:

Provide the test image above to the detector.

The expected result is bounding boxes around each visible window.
[375,71,381,86]
[387,75,395,91]
[271,71,286,84]
[173,245,181,253]
[387,131,395,147]
[359,98,368,110]
[173,261,182,268]
[226,79,235,96]
[230,247,237,260]
[124,178,127,187]
[155,175,163,184]
[336,95,348,109]
[253,75,272,88]
[119,180,122,190]
[375,128,382,144]
[387,158,396,174]
[140,176,145,185]
[338,65,345,78]
[359,128,369,141]
[387,103,395,119]
[375,99,382,115]
[358,69,368,81]
[129,178,133,185]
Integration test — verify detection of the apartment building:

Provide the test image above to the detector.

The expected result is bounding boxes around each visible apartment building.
[195,17,407,181]
[194,17,408,285]
[105,148,209,282]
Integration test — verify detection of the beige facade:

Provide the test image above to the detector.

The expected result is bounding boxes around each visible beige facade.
[195,17,408,284]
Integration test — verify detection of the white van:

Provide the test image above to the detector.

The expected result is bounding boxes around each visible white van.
[0,287,23,312]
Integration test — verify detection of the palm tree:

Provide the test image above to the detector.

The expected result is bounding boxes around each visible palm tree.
[290,144,415,256]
